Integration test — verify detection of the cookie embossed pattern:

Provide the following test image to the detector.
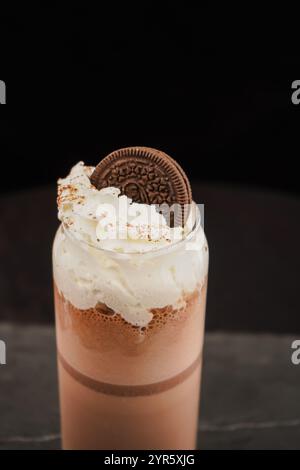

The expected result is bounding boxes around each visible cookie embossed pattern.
[90,147,192,206]
[90,147,192,227]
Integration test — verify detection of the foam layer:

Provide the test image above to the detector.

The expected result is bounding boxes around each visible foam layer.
[54,162,209,327]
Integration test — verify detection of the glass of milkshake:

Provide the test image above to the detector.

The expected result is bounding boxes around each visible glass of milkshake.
[53,148,209,450]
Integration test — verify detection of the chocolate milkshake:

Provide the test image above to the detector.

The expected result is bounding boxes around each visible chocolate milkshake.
[53,148,209,449]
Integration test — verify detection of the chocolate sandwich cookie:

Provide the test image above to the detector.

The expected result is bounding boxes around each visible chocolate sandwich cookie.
[90,147,192,225]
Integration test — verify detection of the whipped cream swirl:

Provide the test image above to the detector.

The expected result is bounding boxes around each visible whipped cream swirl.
[54,162,208,327]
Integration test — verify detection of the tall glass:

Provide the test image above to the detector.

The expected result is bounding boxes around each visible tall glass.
[53,215,208,450]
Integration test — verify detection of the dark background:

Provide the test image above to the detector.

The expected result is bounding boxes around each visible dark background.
[0,4,300,333]
[0,4,299,195]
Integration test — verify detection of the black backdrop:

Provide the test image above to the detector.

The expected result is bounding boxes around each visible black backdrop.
[0,4,299,195]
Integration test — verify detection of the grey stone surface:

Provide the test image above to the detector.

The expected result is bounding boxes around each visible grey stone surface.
[0,323,299,450]
[198,334,300,449]
[0,323,60,450]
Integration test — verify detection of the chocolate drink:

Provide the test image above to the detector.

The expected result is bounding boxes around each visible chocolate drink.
[53,151,209,449]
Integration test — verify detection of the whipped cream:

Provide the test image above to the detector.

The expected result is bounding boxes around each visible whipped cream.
[54,162,208,327]
[57,162,186,253]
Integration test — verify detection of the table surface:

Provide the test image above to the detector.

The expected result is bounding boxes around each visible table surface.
[0,183,300,449]
[0,323,299,450]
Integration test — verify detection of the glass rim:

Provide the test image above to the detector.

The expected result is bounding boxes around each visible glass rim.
[61,203,202,260]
